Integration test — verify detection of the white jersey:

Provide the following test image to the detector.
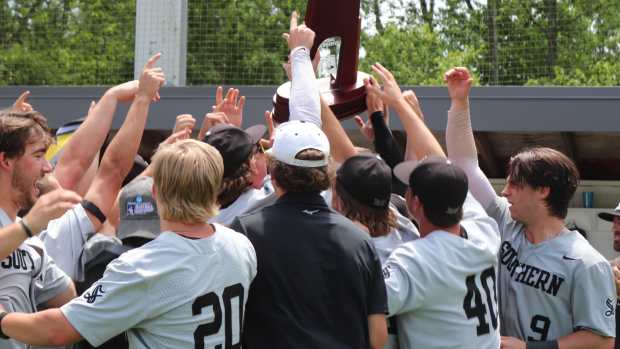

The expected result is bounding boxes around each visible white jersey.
[0,210,72,349]
[210,179,276,226]
[39,204,95,281]
[61,224,257,349]
[383,194,501,349]
[488,196,616,340]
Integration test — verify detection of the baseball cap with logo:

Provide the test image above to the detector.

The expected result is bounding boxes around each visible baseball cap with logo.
[337,155,391,208]
[117,176,160,241]
[394,156,468,215]
[269,120,330,167]
[203,124,266,177]
[598,202,620,222]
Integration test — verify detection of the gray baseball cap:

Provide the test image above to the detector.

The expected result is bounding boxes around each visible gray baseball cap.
[598,202,620,222]
[117,176,160,241]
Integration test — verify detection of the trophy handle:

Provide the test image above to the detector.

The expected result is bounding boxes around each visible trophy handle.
[305,0,361,88]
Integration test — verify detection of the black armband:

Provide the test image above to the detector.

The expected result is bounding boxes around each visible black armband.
[19,220,33,238]
[526,340,559,349]
[0,311,10,339]
[81,200,107,224]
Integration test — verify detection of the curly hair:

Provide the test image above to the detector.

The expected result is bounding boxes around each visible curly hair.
[218,157,253,208]
[270,149,331,193]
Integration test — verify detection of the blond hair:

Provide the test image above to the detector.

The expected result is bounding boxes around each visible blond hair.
[151,139,224,224]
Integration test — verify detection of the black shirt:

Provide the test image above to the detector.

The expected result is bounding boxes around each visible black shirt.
[231,192,387,349]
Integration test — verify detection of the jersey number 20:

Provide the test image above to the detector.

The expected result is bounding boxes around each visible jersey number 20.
[192,283,244,349]
[462,267,498,336]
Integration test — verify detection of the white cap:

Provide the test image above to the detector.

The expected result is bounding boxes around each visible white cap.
[270,120,330,167]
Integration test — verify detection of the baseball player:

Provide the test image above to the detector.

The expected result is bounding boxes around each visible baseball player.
[366,63,501,349]
[0,107,84,349]
[0,140,257,349]
[445,67,615,349]
[599,201,620,349]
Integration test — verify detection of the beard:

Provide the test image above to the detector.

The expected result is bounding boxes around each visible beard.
[12,167,37,211]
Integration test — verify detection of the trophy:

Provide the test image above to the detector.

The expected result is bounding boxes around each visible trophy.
[272,0,369,123]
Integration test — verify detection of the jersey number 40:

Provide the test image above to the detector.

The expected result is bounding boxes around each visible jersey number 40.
[462,267,498,336]
[192,283,244,349]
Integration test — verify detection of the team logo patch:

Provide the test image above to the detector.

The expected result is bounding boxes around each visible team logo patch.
[126,195,155,216]
[382,265,391,279]
[605,298,616,318]
[84,285,105,304]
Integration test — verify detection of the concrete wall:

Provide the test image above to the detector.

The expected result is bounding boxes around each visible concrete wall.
[1,86,619,131]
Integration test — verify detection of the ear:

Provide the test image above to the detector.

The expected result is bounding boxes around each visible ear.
[405,189,418,213]
[0,152,15,171]
[331,190,341,211]
[536,186,551,200]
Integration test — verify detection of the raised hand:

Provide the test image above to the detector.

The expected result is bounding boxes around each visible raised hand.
[12,91,33,112]
[402,90,424,120]
[23,189,82,235]
[136,53,165,101]
[367,63,404,107]
[163,128,192,146]
[198,112,230,141]
[444,67,472,106]
[282,11,315,51]
[172,114,196,134]
[353,115,375,141]
[213,87,244,128]
[261,110,275,149]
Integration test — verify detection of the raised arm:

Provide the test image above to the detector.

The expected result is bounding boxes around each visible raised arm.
[283,11,321,126]
[53,80,143,195]
[367,63,444,160]
[82,54,164,232]
[444,67,497,208]
[320,97,356,163]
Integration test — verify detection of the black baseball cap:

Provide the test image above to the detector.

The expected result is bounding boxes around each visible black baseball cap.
[336,155,391,208]
[394,156,468,215]
[203,124,266,177]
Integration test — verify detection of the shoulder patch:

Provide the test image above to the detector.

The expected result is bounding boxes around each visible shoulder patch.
[83,284,105,304]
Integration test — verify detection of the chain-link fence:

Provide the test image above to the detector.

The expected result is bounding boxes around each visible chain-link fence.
[1,0,619,86]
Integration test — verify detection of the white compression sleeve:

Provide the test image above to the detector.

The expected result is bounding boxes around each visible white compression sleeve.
[289,47,321,126]
[446,107,498,209]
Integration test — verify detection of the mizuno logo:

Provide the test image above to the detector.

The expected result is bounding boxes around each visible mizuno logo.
[84,285,105,304]
[302,209,319,215]
[562,256,578,261]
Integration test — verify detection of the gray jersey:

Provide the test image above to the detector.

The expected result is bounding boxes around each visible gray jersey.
[383,194,501,349]
[372,207,419,349]
[487,196,616,340]
[61,224,257,349]
[39,204,95,281]
[373,207,420,264]
[0,210,72,349]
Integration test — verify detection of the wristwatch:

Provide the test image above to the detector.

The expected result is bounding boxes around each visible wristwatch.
[0,311,9,339]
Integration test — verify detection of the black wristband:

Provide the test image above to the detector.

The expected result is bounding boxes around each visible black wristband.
[526,340,559,349]
[0,311,10,339]
[81,200,107,224]
[370,110,384,121]
[19,220,33,238]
